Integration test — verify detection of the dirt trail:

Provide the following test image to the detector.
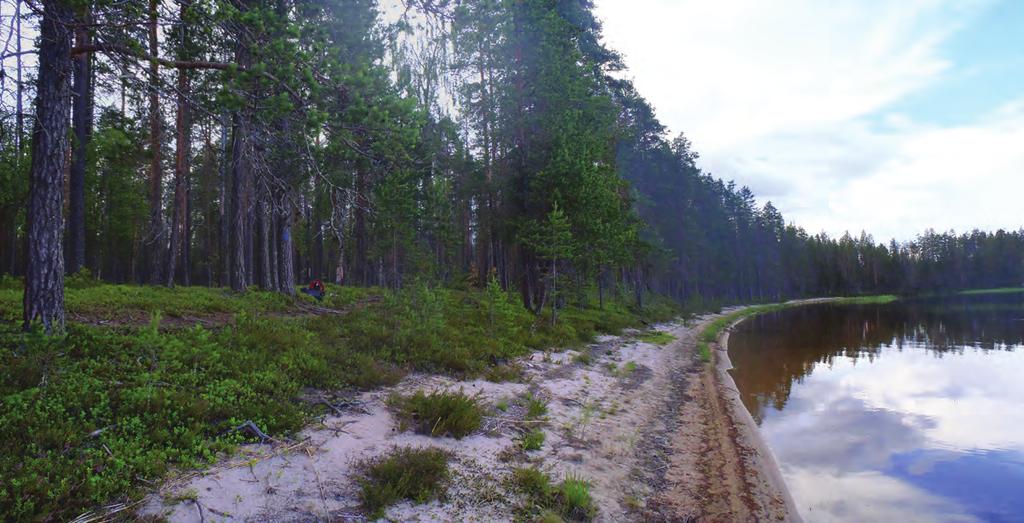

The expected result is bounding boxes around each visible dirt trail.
[141,311,797,522]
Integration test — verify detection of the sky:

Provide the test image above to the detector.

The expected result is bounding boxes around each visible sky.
[593,0,1024,242]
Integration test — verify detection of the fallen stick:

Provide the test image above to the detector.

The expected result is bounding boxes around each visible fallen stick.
[228,420,277,444]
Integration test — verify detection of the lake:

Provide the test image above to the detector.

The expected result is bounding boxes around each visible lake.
[728,293,1024,523]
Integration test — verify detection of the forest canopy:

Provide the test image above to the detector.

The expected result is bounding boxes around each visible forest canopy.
[1,0,1021,333]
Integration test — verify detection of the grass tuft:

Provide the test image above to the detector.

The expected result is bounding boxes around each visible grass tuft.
[573,350,592,366]
[389,389,483,439]
[512,467,597,521]
[520,428,546,451]
[356,446,449,519]
[485,362,524,383]
[559,473,596,521]
[512,466,553,499]
[523,392,549,419]
[636,331,674,345]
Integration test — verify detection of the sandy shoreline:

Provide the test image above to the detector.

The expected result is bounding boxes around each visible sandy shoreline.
[139,309,799,522]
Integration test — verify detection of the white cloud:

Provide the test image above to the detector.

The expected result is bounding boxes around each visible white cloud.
[595,0,1021,241]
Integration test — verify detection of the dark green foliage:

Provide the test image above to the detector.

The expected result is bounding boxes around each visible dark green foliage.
[356,446,450,519]
[389,389,484,439]
[0,319,312,519]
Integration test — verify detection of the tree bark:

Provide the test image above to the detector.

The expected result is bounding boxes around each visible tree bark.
[331,188,347,284]
[354,167,368,285]
[276,190,295,294]
[146,0,164,284]
[24,0,74,334]
[218,114,230,286]
[229,110,249,291]
[258,183,273,290]
[67,10,91,275]
[167,0,192,286]
[15,0,24,157]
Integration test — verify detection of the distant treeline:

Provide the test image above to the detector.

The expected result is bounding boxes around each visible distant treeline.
[616,118,1024,301]
[1,0,1020,332]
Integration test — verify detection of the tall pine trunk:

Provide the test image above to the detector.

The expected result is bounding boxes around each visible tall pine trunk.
[276,190,295,295]
[331,188,347,284]
[354,168,368,285]
[229,110,249,291]
[15,0,24,158]
[258,182,273,290]
[146,0,164,284]
[218,115,230,286]
[167,1,192,286]
[24,0,73,333]
[67,11,91,275]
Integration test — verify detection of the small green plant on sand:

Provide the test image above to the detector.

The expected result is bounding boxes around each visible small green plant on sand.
[523,392,549,419]
[486,362,524,382]
[697,341,711,362]
[521,428,546,451]
[357,446,449,519]
[559,473,596,521]
[618,361,638,377]
[573,350,592,366]
[389,389,483,439]
[512,466,553,500]
[511,467,597,521]
[637,331,675,345]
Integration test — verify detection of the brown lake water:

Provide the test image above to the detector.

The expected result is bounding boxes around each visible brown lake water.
[729,294,1024,523]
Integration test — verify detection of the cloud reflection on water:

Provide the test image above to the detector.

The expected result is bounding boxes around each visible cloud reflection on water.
[729,296,1024,522]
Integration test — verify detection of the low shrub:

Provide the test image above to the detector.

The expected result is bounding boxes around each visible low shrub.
[520,428,546,451]
[512,466,553,500]
[485,362,525,383]
[523,393,549,419]
[389,389,483,439]
[512,467,597,522]
[356,446,449,519]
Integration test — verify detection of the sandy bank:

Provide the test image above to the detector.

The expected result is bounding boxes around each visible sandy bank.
[139,309,800,522]
[644,309,800,522]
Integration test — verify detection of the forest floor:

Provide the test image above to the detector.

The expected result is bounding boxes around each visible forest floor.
[139,308,799,522]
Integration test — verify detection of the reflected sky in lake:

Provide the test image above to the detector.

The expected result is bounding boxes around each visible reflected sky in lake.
[729,294,1024,522]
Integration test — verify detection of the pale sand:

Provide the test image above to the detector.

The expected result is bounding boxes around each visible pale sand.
[139,311,799,522]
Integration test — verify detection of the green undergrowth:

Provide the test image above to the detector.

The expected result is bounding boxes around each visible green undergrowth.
[0,281,677,520]
[388,389,484,439]
[512,467,597,521]
[356,446,450,519]
[0,275,378,323]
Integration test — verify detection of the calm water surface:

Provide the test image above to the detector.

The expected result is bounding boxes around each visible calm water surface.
[729,294,1024,523]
